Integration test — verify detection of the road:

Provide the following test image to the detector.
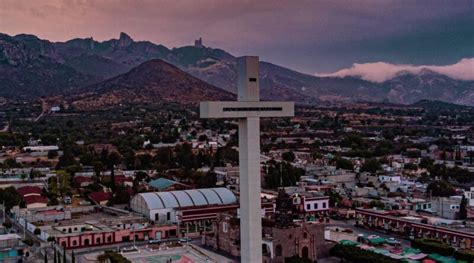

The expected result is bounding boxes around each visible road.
[34,98,48,122]
[0,122,9,132]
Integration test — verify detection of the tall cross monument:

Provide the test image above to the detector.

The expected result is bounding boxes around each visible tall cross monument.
[200,56,294,262]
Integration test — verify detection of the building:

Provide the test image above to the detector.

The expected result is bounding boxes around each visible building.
[465,187,474,207]
[130,187,240,236]
[194,37,203,48]
[88,192,112,205]
[204,191,329,262]
[16,186,48,208]
[73,176,94,187]
[131,188,237,222]
[23,195,48,208]
[13,206,72,223]
[356,208,474,250]
[431,196,463,220]
[22,145,59,156]
[0,234,25,263]
[35,208,178,249]
[16,186,42,197]
[148,178,190,191]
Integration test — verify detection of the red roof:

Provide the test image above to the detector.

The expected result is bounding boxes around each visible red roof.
[23,195,48,205]
[74,176,94,184]
[114,175,132,184]
[89,192,112,203]
[16,186,43,197]
[125,187,134,196]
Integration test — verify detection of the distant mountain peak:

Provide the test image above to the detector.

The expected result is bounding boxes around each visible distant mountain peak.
[118,32,133,47]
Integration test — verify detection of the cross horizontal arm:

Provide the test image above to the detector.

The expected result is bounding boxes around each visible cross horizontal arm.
[200,101,294,119]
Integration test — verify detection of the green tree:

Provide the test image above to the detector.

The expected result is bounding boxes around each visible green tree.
[459,195,468,220]
[361,158,381,174]
[107,151,122,189]
[0,187,22,212]
[282,151,296,163]
[195,171,217,188]
[419,157,434,169]
[335,157,353,170]
[427,180,455,197]
[47,150,59,159]
[56,170,72,196]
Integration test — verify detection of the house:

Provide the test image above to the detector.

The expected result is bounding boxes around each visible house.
[464,187,474,207]
[16,186,48,208]
[0,234,25,262]
[23,195,48,209]
[16,186,42,197]
[148,178,190,191]
[430,196,463,220]
[73,176,94,187]
[113,175,133,187]
[88,192,112,205]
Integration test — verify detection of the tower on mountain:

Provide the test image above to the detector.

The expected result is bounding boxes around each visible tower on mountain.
[194,37,204,48]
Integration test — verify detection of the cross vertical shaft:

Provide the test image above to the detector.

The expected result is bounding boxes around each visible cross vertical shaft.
[200,56,294,263]
[238,56,262,262]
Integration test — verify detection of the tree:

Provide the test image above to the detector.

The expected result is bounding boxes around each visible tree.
[56,148,78,168]
[0,187,22,212]
[459,195,468,220]
[419,157,434,169]
[265,161,304,189]
[111,185,132,205]
[56,171,72,196]
[404,163,418,171]
[282,151,296,163]
[47,150,59,159]
[107,151,122,189]
[335,157,353,170]
[427,180,455,197]
[361,158,381,174]
[196,171,217,188]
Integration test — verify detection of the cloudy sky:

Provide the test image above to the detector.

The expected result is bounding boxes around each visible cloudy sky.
[0,0,473,74]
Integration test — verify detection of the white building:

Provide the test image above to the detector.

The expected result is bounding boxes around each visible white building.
[130,187,237,223]
[464,187,474,207]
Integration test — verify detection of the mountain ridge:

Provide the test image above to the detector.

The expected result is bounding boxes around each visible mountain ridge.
[1,32,473,105]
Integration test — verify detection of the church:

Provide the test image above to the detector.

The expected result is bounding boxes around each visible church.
[203,190,332,262]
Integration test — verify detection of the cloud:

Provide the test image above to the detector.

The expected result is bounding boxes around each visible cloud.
[317,58,474,82]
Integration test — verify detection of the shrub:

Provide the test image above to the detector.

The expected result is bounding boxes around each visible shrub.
[22,239,34,246]
[411,238,454,256]
[97,251,131,263]
[330,243,398,263]
[454,249,474,262]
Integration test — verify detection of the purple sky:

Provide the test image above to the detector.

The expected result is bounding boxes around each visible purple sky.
[0,0,472,73]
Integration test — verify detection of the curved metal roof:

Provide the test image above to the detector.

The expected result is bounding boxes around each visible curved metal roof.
[135,187,237,210]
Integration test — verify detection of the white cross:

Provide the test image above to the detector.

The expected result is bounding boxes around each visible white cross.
[200,56,294,262]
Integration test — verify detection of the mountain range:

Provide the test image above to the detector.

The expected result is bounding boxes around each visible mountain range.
[1,32,473,106]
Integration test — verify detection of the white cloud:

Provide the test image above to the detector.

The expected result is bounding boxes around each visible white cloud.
[317,58,474,82]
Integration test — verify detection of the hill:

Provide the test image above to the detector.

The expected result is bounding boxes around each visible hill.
[70,59,235,110]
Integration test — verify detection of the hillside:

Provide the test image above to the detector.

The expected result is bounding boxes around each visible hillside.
[70,59,235,110]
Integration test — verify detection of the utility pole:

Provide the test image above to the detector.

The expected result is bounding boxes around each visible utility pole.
[2,200,5,223]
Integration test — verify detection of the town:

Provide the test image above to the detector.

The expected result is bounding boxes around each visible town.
[1,97,474,262]
[1,1,473,262]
